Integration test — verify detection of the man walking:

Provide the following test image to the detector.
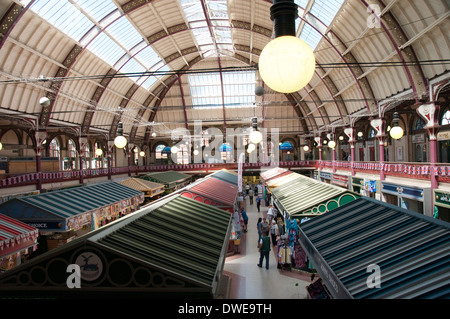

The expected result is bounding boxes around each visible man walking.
[257,231,271,269]
[248,188,254,204]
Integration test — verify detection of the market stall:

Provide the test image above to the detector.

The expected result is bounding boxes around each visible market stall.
[0,214,38,272]
[298,197,450,299]
[181,175,240,255]
[140,170,191,193]
[260,167,292,183]
[0,195,232,299]
[208,169,238,185]
[0,182,144,250]
[119,177,164,204]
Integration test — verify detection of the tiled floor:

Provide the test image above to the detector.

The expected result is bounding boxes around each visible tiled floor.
[223,196,313,299]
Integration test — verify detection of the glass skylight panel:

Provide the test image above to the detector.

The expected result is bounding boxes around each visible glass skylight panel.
[88,32,126,66]
[106,16,143,51]
[30,0,94,42]
[189,71,255,109]
[299,23,322,50]
[74,0,117,22]
[309,0,344,27]
[120,58,147,77]
[295,0,309,10]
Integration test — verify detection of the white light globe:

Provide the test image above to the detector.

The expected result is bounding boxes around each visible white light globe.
[328,141,336,149]
[193,149,199,156]
[114,135,127,149]
[152,132,156,137]
[390,126,404,140]
[259,36,315,93]
[249,130,263,144]
[303,145,309,152]
[39,97,51,107]
[0,142,2,151]
[171,146,178,154]
[139,151,145,157]
[95,148,103,157]
[248,143,256,152]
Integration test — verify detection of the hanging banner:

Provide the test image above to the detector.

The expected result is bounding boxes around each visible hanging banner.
[238,152,244,193]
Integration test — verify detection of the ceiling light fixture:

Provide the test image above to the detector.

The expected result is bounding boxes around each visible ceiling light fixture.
[114,122,127,149]
[390,112,404,139]
[258,0,315,93]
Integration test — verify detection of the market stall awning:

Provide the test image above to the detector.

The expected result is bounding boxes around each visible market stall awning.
[0,182,144,232]
[0,195,231,299]
[119,178,164,197]
[181,176,239,209]
[260,167,291,183]
[299,197,450,299]
[266,171,299,188]
[140,171,191,189]
[0,214,38,258]
[271,173,359,218]
[209,169,238,186]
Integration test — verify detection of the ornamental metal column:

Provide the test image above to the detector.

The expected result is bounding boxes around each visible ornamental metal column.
[370,119,386,180]
[344,128,356,176]
[34,131,47,191]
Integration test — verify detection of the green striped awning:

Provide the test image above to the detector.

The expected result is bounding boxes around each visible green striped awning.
[19,182,143,219]
[299,197,450,299]
[140,171,191,188]
[271,173,359,217]
[97,195,231,287]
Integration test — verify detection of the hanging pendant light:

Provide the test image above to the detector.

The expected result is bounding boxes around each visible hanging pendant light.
[114,122,127,148]
[390,112,404,140]
[258,0,315,93]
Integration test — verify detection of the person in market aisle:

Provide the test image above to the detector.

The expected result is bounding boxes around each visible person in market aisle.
[257,217,263,243]
[267,205,274,224]
[241,208,248,233]
[270,220,279,246]
[248,187,254,205]
[256,196,261,212]
[261,217,270,234]
[257,231,271,270]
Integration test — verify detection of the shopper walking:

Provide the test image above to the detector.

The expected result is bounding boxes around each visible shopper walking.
[257,217,263,243]
[267,205,274,224]
[257,231,271,269]
[241,208,248,232]
[270,220,279,245]
[248,188,254,204]
[256,196,261,212]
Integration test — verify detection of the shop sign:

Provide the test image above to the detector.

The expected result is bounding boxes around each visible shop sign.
[412,134,425,143]
[437,131,450,141]
[364,179,377,193]
[320,172,331,180]
[435,191,450,206]
[23,221,63,230]
[75,252,103,281]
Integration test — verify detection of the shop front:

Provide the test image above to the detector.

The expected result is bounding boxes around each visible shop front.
[351,177,380,199]
[119,177,165,205]
[381,181,431,216]
[332,174,350,189]
[433,189,450,222]
[319,171,332,184]
[298,197,450,299]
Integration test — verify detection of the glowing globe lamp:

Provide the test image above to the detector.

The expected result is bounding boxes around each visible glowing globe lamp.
[328,140,336,149]
[390,112,404,140]
[114,135,127,149]
[171,146,178,154]
[249,130,263,144]
[303,145,309,152]
[95,148,103,157]
[259,36,315,93]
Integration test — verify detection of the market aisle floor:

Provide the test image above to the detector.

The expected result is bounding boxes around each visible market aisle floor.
[223,196,311,299]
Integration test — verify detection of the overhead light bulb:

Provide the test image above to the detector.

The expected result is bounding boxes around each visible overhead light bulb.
[193,149,199,156]
[249,130,263,144]
[139,151,145,157]
[114,136,127,149]
[328,140,336,149]
[248,143,256,152]
[390,112,404,139]
[171,146,178,154]
[152,132,156,137]
[95,148,103,157]
[0,142,2,151]
[303,145,309,152]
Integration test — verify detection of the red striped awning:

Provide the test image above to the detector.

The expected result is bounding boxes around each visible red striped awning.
[0,214,39,257]
[186,177,239,207]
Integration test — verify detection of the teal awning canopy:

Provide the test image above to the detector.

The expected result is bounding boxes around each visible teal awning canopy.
[299,197,450,299]
[279,142,294,150]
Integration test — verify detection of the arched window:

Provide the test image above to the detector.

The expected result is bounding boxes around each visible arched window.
[49,139,60,158]
[155,144,167,160]
[219,143,233,162]
[369,128,376,138]
[68,139,77,158]
[441,109,450,125]
[414,118,425,130]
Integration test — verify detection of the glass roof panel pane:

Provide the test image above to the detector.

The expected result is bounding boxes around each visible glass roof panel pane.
[299,23,322,51]
[134,46,163,70]
[120,59,147,77]
[189,71,255,109]
[88,32,126,66]
[75,0,117,22]
[30,0,95,41]
[309,0,345,27]
[106,16,143,51]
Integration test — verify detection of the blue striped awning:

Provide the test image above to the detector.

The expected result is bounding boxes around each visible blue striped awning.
[299,197,450,299]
